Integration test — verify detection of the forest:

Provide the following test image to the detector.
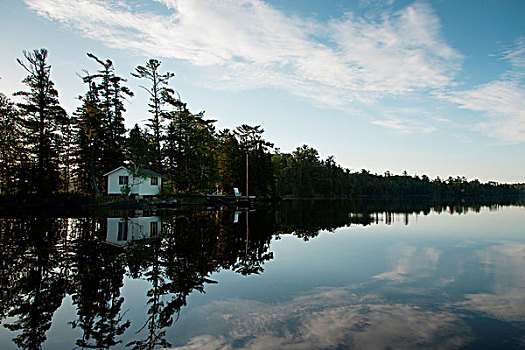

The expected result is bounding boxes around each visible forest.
[1,48,524,200]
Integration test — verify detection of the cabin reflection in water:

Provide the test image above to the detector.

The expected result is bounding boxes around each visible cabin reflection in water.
[106,216,161,245]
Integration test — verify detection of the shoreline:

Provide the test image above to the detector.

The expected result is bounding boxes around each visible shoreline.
[1,193,524,216]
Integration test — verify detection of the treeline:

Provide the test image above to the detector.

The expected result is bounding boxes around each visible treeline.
[274,156,525,198]
[1,48,523,198]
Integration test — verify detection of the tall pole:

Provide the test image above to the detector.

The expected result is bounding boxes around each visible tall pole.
[245,211,249,254]
[245,152,249,197]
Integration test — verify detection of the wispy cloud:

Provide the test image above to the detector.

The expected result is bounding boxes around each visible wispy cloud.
[25,0,461,109]
[28,0,525,143]
[369,105,445,134]
[501,37,525,79]
[443,38,525,142]
[372,117,437,134]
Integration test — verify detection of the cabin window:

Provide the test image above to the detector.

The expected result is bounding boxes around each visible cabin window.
[151,177,158,186]
[150,221,158,236]
[119,176,129,185]
[118,222,128,241]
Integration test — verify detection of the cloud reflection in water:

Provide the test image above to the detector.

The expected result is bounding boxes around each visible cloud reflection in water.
[168,240,525,349]
[169,287,470,350]
[456,242,525,322]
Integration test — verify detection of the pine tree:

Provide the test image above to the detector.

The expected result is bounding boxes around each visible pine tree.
[71,74,104,194]
[86,53,133,171]
[131,59,174,171]
[163,95,219,194]
[0,93,22,194]
[126,124,152,170]
[71,54,132,195]
[233,124,274,197]
[14,49,68,195]
[217,129,243,195]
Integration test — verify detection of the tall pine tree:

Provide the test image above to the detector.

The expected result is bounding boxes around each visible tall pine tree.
[131,59,174,171]
[71,54,132,195]
[0,92,22,195]
[86,53,133,171]
[163,94,219,194]
[14,49,68,195]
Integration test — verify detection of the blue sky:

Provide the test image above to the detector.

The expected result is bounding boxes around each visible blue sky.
[1,0,524,182]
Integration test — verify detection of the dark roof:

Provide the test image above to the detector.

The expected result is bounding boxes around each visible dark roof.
[103,166,163,177]
[139,169,164,177]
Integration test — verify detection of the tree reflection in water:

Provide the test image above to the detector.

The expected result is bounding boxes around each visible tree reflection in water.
[125,210,274,349]
[0,218,69,350]
[0,197,523,349]
[69,218,130,349]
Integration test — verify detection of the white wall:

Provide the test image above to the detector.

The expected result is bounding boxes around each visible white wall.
[107,168,131,195]
[106,168,162,195]
[138,175,162,196]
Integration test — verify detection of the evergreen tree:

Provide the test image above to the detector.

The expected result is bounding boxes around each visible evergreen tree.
[233,124,274,197]
[0,93,22,195]
[14,49,68,194]
[86,53,133,171]
[163,95,219,194]
[71,73,105,194]
[126,124,153,170]
[217,129,243,194]
[132,59,174,171]
[71,53,132,194]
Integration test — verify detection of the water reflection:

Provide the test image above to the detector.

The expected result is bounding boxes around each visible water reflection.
[456,242,525,323]
[0,198,524,349]
[170,289,470,350]
[0,218,69,349]
[70,228,129,349]
[374,243,441,281]
[106,216,161,246]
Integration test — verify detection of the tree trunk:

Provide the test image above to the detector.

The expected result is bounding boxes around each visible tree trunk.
[91,146,101,195]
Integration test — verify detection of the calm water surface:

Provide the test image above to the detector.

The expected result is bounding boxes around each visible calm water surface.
[1,199,524,349]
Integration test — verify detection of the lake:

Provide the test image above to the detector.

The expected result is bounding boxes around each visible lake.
[1,198,524,349]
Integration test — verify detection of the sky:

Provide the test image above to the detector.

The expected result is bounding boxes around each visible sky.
[0,0,524,183]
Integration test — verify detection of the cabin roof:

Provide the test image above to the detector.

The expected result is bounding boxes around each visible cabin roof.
[139,169,164,177]
[103,166,163,177]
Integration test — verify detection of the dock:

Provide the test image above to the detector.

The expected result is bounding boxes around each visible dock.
[204,194,256,206]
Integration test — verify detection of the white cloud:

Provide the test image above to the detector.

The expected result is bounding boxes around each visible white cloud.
[443,38,525,142]
[31,0,525,144]
[24,0,461,109]
[372,117,437,134]
[501,37,525,79]
[446,80,525,142]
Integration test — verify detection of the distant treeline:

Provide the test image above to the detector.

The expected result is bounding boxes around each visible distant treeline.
[1,48,524,198]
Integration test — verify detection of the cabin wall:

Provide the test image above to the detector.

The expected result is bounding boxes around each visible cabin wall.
[107,168,132,195]
[138,176,162,196]
[106,168,162,195]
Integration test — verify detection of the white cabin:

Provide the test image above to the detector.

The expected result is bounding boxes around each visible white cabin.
[106,216,161,246]
[103,166,163,196]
